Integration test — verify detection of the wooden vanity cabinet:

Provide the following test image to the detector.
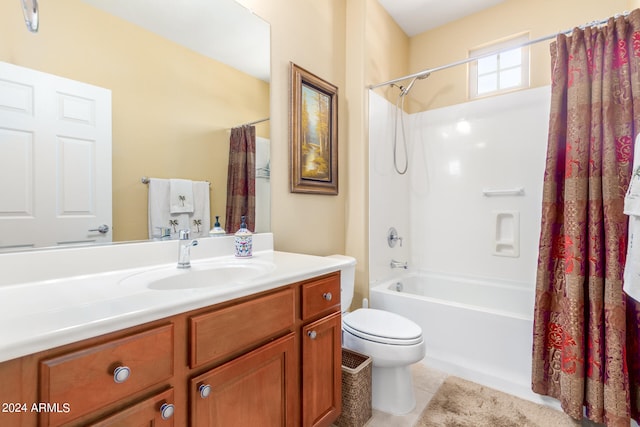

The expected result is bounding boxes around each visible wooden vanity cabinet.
[190,333,296,426]
[299,274,342,427]
[188,273,342,427]
[0,271,342,427]
[188,287,296,426]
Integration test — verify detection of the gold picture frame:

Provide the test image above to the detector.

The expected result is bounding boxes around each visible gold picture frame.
[289,62,338,195]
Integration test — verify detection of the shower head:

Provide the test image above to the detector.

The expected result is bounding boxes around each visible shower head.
[399,72,430,97]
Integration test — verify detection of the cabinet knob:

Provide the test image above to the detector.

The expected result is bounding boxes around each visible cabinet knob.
[322,292,333,301]
[307,330,317,340]
[160,403,175,420]
[113,366,131,383]
[199,384,212,399]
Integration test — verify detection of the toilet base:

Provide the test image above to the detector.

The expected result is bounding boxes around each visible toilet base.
[371,365,416,415]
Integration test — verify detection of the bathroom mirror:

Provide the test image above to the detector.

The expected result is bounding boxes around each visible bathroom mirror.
[0,0,270,251]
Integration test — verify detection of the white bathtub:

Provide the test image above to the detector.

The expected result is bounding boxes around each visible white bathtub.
[370,271,544,403]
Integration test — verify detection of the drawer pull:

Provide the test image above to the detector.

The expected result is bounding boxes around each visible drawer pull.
[199,384,212,399]
[322,292,333,301]
[113,366,131,383]
[160,403,175,420]
[307,330,317,340]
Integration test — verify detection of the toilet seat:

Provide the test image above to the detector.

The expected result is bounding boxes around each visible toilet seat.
[343,308,423,345]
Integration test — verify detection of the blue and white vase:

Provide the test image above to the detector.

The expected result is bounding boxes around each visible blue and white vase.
[234,216,252,257]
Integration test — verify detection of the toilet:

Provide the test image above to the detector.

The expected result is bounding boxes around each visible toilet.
[327,255,426,415]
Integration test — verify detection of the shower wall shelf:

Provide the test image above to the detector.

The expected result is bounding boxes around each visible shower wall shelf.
[482,187,524,197]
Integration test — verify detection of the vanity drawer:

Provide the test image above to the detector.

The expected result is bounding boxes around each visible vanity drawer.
[88,387,175,426]
[301,272,341,321]
[40,324,174,427]
[190,288,295,368]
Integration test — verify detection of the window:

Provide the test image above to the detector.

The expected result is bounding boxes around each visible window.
[469,34,529,99]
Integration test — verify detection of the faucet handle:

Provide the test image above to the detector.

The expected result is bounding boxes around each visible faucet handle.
[387,227,403,247]
[155,227,171,238]
[178,229,190,240]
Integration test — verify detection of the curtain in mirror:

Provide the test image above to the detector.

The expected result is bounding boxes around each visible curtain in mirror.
[225,125,256,233]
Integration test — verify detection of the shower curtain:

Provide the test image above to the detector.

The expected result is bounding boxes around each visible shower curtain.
[531,11,640,426]
[225,125,256,233]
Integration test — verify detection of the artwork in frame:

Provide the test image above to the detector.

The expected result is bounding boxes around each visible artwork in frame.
[289,62,338,195]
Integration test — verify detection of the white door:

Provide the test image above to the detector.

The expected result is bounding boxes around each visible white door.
[0,62,112,251]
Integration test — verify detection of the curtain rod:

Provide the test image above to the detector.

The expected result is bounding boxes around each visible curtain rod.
[238,117,270,127]
[369,11,630,90]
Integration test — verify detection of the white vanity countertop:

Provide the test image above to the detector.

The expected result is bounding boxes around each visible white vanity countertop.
[0,247,351,363]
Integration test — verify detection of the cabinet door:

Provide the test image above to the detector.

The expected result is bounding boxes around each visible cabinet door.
[191,333,296,427]
[87,388,175,427]
[302,311,342,427]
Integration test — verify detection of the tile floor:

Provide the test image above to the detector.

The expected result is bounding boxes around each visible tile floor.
[359,363,607,427]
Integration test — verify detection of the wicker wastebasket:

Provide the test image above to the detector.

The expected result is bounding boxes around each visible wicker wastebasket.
[335,348,372,427]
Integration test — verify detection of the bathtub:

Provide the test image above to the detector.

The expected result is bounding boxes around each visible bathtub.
[370,271,542,403]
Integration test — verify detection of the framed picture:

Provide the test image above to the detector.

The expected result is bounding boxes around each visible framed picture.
[289,62,338,195]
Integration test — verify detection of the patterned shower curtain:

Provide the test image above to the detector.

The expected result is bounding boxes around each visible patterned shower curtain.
[531,10,640,426]
[225,125,256,233]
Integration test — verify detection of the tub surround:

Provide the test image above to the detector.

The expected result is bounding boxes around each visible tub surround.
[371,272,538,405]
[0,233,351,363]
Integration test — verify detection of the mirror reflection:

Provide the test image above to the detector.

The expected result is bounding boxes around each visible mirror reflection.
[0,0,270,252]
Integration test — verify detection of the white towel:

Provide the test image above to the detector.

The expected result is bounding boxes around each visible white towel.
[169,179,194,214]
[623,134,640,302]
[624,166,640,216]
[148,178,190,239]
[188,181,211,238]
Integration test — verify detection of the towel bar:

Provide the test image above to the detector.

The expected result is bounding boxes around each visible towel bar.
[482,187,524,197]
[141,176,210,185]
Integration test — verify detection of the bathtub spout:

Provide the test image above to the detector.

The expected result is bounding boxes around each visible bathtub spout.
[390,259,408,269]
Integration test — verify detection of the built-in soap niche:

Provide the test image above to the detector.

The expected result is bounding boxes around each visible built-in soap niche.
[492,211,520,257]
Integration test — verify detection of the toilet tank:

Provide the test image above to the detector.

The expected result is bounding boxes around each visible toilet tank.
[325,255,356,312]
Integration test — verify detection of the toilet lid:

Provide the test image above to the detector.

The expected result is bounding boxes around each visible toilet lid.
[343,308,423,345]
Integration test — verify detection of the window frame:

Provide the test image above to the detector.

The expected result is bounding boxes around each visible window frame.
[468,34,530,99]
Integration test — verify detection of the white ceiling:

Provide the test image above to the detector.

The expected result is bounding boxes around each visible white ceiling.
[81,0,270,82]
[377,0,507,37]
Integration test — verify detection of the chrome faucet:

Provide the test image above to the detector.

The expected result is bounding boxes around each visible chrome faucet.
[390,259,408,269]
[177,229,198,269]
[155,226,171,240]
[387,227,403,247]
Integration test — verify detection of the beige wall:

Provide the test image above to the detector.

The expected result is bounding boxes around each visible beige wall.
[407,0,633,111]
[0,0,269,242]
[363,0,410,102]
[236,0,348,257]
[239,0,408,307]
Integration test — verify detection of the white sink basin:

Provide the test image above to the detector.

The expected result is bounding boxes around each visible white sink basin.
[119,258,276,291]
